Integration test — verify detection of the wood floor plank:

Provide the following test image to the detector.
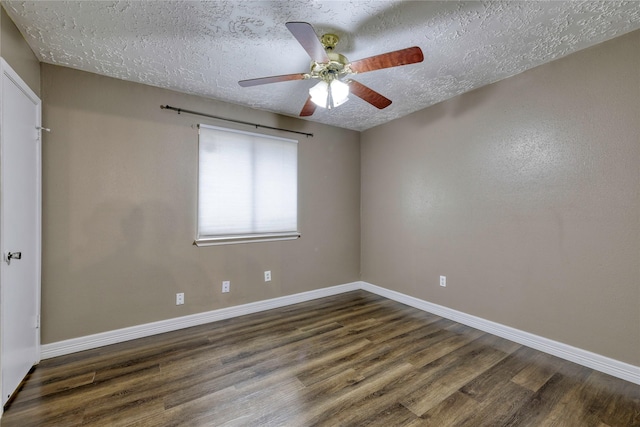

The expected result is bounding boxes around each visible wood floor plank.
[584,370,640,427]
[457,380,534,426]
[358,402,423,426]
[13,370,96,402]
[419,390,480,426]
[4,361,161,423]
[511,351,564,392]
[538,376,606,427]
[460,345,540,402]
[407,327,485,368]
[186,376,307,426]
[296,320,457,389]
[2,290,638,426]
[81,399,165,426]
[142,381,243,426]
[295,338,396,387]
[282,362,416,426]
[9,407,85,427]
[501,366,593,427]
[400,337,514,416]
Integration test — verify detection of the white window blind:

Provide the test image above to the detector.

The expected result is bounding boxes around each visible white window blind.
[196,124,299,246]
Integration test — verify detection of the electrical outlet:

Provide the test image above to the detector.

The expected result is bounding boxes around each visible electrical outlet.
[440,276,446,287]
[264,270,271,282]
[176,292,185,305]
[222,281,230,293]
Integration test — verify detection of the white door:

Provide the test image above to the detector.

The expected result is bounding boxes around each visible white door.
[0,58,41,406]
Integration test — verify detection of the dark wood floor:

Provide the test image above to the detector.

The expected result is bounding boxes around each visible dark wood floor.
[2,291,639,426]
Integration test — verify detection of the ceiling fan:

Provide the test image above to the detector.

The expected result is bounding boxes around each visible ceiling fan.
[238,22,424,117]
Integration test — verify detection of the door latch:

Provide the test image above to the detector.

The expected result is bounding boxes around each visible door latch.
[4,252,21,265]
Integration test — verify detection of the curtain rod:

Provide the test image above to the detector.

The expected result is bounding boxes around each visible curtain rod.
[160,105,314,138]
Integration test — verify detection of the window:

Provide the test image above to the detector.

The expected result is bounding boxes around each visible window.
[195,124,299,246]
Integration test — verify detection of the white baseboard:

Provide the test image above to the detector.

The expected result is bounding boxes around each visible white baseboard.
[41,280,639,385]
[359,282,640,386]
[40,281,361,359]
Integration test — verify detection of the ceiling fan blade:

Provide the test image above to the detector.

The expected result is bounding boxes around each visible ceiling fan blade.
[238,73,306,87]
[347,80,392,109]
[285,22,330,63]
[349,46,424,74]
[299,96,317,116]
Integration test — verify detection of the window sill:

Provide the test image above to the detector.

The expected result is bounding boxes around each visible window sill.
[194,232,301,247]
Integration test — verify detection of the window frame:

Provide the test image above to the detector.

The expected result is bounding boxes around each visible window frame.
[194,124,300,246]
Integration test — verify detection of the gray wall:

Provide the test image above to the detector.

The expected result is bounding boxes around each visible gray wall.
[361,31,640,365]
[41,64,361,343]
[0,6,40,96]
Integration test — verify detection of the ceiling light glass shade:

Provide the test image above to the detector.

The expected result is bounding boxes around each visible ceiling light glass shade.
[309,79,349,109]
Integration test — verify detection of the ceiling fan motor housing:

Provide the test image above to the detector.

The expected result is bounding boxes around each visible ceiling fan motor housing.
[310,51,351,82]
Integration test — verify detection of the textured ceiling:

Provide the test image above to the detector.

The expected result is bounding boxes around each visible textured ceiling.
[4,1,640,131]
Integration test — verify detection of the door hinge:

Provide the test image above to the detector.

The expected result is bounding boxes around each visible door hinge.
[36,314,40,329]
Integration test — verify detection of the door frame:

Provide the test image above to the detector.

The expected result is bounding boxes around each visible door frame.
[0,57,42,412]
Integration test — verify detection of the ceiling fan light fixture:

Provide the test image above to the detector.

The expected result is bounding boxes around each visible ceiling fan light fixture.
[309,79,349,109]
